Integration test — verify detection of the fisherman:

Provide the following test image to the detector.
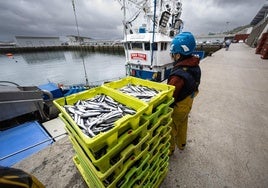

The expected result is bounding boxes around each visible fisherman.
[167,32,201,155]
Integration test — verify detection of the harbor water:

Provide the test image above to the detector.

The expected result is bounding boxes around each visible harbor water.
[0,50,126,86]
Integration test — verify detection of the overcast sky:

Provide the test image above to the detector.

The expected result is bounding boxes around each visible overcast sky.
[0,0,266,42]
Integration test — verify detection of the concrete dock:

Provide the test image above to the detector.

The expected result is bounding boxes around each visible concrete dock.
[13,43,268,187]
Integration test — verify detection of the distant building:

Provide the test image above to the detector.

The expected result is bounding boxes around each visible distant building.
[66,35,92,45]
[0,41,16,48]
[15,36,61,47]
[195,34,226,45]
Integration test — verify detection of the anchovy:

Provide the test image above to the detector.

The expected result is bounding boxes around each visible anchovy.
[65,106,76,114]
[92,125,113,134]
[80,111,101,118]
[87,127,95,137]
[63,94,136,138]
[76,105,87,113]
[118,84,160,102]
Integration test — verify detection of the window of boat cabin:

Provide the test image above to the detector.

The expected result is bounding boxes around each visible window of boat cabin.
[131,42,143,50]
[144,42,158,51]
[161,42,167,51]
[124,43,131,50]
[152,42,158,51]
[144,43,150,51]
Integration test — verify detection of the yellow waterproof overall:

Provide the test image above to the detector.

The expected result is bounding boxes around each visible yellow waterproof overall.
[170,92,197,151]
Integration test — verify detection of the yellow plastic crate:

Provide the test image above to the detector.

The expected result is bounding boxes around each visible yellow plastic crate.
[103,76,175,115]
[54,86,148,153]
[62,113,149,173]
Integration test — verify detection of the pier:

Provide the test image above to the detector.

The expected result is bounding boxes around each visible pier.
[0,44,125,55]
[12,43,268,187]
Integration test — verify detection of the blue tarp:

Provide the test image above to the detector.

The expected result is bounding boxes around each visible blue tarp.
[0,121,53,167]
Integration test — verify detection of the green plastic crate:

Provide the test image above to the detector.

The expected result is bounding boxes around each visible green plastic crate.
[132,170,151,188]
[73,138,150,188]
[103,76,175,115]
[68,129,150,182]
[145,107,173,138]
[73,155,103,188]
[152,167,168,188]
[149,141,170,166]
[148,119,172,149]
[120,154,151,188]
[141,97,173,126]
[144,148,169,188]
[146,163,169,188]
[148,129,171,158]
[54,86,148,153]
[150,156,169,187]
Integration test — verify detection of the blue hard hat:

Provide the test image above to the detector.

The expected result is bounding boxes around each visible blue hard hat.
[170,32,196,55]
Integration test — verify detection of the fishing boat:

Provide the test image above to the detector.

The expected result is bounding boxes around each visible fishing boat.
[117,0,184,82]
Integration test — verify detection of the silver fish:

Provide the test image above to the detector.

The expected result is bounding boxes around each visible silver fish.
[63,94,136,138]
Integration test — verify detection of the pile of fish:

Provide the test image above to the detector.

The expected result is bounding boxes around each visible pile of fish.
[64,94,136,138]
[118,84,160,102]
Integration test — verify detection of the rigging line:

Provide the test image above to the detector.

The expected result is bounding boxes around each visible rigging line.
[150,0,157,67]
[128,11,141,23]
[72,0,89,86]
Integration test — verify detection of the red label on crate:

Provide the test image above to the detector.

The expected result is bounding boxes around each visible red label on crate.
[130,53,147,61]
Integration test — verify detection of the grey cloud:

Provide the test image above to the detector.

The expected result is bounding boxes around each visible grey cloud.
[0,0,266,42]
[181,0,266,35]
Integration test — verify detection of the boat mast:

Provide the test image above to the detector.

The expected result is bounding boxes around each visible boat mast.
[150,0,157,68]
[72,0,89,86]
[123,0,131,75]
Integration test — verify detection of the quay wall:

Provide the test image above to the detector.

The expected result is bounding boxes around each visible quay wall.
[0,45,125,55]
[196,44,223,56]
[0,44,222,56]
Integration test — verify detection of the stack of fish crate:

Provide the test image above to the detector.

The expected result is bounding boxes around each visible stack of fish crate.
[54,76,175,188]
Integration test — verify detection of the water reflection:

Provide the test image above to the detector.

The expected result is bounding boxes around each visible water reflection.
[0,50,126,86]
[21,51,66,64]
[71,50,93,60]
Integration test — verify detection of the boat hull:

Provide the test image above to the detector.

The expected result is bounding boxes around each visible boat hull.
[126,63,173,82]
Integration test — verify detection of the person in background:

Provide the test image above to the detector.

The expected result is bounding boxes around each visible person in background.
[167,32,201,155]
[225,39,231,50]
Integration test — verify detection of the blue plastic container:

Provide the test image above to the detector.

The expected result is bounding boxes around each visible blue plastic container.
[139,27,146,33]
[38,82,63,99]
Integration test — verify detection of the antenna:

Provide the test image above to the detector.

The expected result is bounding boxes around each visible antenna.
[72,0,89,87]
